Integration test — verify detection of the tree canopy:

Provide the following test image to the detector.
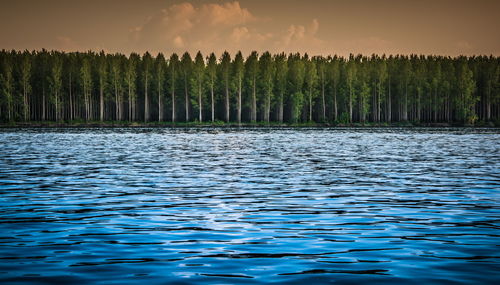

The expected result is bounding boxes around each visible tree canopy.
[0,49,498,124]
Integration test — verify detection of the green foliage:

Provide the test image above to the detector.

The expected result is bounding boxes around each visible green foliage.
[290,91,304,122]
[154,53,165,92]
[206,52,217,88]
[168,53,179,93]
[220,51,231,83]
[192,51,205,110]
[455,60,477,122]
[305,58,318,107]
[125,53,138,100]
[245,52,259,82]
[49,53,63,105]
[245,51,259,121]
[97,51,108,97]
[358,81,371,120]
[274,53,288,99]
[220,51,231,121]
[0,56,14,120]
[259,51,275,121]
[337,112,350,124]
[233,51,244,80]
[345,57,357,122]
[287,53,305,122]
[0,49,498,125]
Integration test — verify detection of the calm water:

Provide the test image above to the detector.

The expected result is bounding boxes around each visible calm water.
[0,128,499,284]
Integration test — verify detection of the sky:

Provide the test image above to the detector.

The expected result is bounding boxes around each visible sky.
[0,0,498,57]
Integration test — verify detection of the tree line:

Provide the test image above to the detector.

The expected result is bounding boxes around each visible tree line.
[1,49,499,124]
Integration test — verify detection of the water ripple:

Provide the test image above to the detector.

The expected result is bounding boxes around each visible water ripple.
[0,127,499,284]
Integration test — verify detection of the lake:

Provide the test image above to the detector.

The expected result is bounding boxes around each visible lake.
[0,128,499,284]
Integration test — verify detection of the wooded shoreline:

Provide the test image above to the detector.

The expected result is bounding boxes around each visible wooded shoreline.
[1,50,498,126]
[1,120,498,128]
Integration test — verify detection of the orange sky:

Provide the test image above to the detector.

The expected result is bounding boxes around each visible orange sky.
[0,0,498,57]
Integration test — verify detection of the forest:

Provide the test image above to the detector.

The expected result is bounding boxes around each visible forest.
[0,49,499,125]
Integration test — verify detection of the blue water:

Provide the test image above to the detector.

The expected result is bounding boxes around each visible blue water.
[0,128,499,284]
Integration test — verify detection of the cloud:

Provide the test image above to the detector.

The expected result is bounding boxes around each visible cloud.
[130,1,262,55]
[129,1,325,56]
[231,26,250,43]
[202,1,255,26]
[275,19,324,54]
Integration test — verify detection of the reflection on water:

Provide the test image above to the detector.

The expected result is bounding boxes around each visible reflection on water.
[0,128,499,284]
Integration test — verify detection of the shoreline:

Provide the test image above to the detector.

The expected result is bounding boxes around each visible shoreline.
[0,121,498,129]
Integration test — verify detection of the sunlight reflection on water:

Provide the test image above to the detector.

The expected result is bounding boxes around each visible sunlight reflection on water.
[0,128,499,284]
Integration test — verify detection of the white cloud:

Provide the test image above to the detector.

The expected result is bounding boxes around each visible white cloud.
[129,1,326,56]
[275,19,324,55]
[130,1,261,55]
[201,1,255,26]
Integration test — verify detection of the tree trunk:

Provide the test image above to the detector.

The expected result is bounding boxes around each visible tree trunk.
[403,82,408,121]
[387,78,391,122]
[266,88,271,123]
[378,83,381,123]
[184,76,189,122]
[371,83,375,121]
[433,87,437,122]
[23,82,28,121]
[171,75,175,122]
[42,87,46,121]
[198,81,202,122]
[309,87,313,122]
[359,95,363,122]
[417,90,421,121]
[128,80,131,121]
[84,85,88,121]
[225,80,230,122]
[55,91,59,121]
[158,81,161,122]
[211,82,214,122]
[237,77,242,124]
[69,73,73,121]
[486,84,491,121]
[251,77,256,121]
[115,80,119,121]
[132,98,136,121]
[321,79,325,122]
[333,82,337,121]
[118,94,122,121]
[100,84,104,121]
[88,90,92,121]
[7,95,12,121]
[349,83,352,123]
[144,73,149,122]
[279,93,284,123]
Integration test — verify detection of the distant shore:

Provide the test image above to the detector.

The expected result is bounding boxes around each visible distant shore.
[1,121,498,128]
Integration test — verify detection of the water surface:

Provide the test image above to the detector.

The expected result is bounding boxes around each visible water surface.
[1,128,499,284]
